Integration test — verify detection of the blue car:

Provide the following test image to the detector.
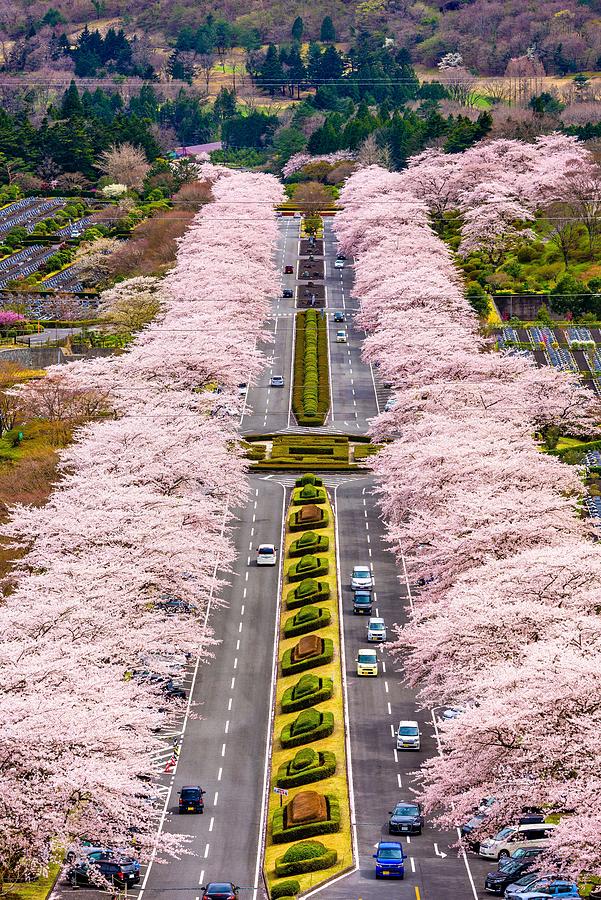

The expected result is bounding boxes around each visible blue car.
[373,841,405,879]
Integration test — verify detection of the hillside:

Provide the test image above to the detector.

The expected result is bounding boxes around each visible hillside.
[5,0,601,76]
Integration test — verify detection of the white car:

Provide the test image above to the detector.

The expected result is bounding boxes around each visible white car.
[335,330,347,343]
[356,648,378,676]
[270,375,285,387]
[334,258,344,269]
[396,720,421,751]
[237,383,248,397]
[367,617,387,642]
[256,544,277,566]
[384,397,397,412]
[351,565,373,590]
[479,823,557,861]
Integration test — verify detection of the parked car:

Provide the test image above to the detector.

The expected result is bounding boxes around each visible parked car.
[333,311,345,322]
[479,824,557,861]
[335,329,347,342]
[284,264,293,274]
[373,841,405,879]
[131,671,186,699]
[256,543,277,566]
[282,288,293,298]
[67,854,140,888]
[484,848,544,894]
[505,877,580,899]
[503,873,549,897]
[356,648,378,676]
[388,801,424,835]
[270,375,285,387]
[64,846,139,866]
[237,383,248,397]
[334,258,345,269]
[396,720,421,751]
[352,590,373,615]
[367,617,387,642]
[201,883,239,899]
[351,565,373,590]
[178,785,205,814]
[384,397,397,412]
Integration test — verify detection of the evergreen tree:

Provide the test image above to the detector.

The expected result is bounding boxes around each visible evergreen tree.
[213,87,237,122]
[61,81,83,118]
[320,45,344,81]
[307,42,323,83]
[259,44,284,96]
[320,16,336,42]
[285,47,307,98]
[291,16,304,42]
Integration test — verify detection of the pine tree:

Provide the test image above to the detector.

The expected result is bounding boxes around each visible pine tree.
[320,16,336,42]
[291,16,304,42]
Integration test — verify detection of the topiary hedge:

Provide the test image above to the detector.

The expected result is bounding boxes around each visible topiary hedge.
[274,840,337,878]
[270,879,300,899]
[281,673,333,712]
[292,310,330,426]
[272,795,341,843]
[280,709,335,748]
[286,579,330,610]
[284,605,331,639]
[276,749,337,788]
[289,531,329,558]
[287,554,329,583]
[291,484,327,505]
[288,506,329,531]
[281,638,334,676]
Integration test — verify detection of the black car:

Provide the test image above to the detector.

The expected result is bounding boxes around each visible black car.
[179,784,205,813]
[352,590,373,615]
[67,854,140,888]
[484,848,543,894]
[333,311,345,322]
[388,801,424,835]
[201,883,239,899]
[282,289,293,298]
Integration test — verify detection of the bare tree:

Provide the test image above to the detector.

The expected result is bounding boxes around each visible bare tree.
[357,134,392,169]
[566,170,601,256]
[197,52,216,97]
[96,143,150,192]
[546,201,583,268]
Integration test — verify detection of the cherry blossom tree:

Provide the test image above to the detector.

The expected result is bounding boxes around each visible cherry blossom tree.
[335,158,601,875]
[0,166,284,879]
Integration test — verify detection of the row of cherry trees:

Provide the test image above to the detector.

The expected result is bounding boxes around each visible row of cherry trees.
[404,134,594,260]
[0,165,284,881]
[335,146,601,876]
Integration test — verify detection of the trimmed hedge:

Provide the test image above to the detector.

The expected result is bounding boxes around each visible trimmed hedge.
[291,484,327,505]
[292,309,330,426]
[281,638,334,676]
[281,673,333,712]
[296,473,324,485]
[275,841,337,878]
[276,750,337,788]
[280,709,335,748]
[271,880,300,899]
[286,579,330,610]
[288,507,329,531]
[289,531,329,557]
[287,554,329,583]
[284,605,331,639]
[272,794,341,843]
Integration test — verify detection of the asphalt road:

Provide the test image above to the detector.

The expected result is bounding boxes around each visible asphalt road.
[53,216,496,900]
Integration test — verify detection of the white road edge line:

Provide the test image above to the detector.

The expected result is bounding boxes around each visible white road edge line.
[252,484,286,900]
[137,500,231,900]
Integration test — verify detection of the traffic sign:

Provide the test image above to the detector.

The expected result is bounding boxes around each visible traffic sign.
[273,787,288,796]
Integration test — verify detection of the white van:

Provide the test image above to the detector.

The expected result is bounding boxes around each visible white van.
[479,823,557,860]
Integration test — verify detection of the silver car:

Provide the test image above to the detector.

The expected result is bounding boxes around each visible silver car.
[351,565,373,590]
[367,617,386,642]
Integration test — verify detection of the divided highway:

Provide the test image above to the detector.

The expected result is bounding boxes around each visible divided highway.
[63,215,496,900]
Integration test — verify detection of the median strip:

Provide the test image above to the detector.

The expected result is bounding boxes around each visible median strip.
[263,474,353,899]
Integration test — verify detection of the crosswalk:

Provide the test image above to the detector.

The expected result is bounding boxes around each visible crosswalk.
[259,473,370,489]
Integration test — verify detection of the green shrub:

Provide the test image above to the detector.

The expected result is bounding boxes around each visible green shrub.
[287,554,329,583]
[292,310,330,426]
[270,880,300,899]
[283,605,331,639]
[279,709,335,747]
[272,795,341,843]
[276,749,337,788]
[274,841,337,877]
[281,673,333,712]
[286,579,330,609]
[281,638,334,676]
[289,531,329,557]
[291,484,327,505]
